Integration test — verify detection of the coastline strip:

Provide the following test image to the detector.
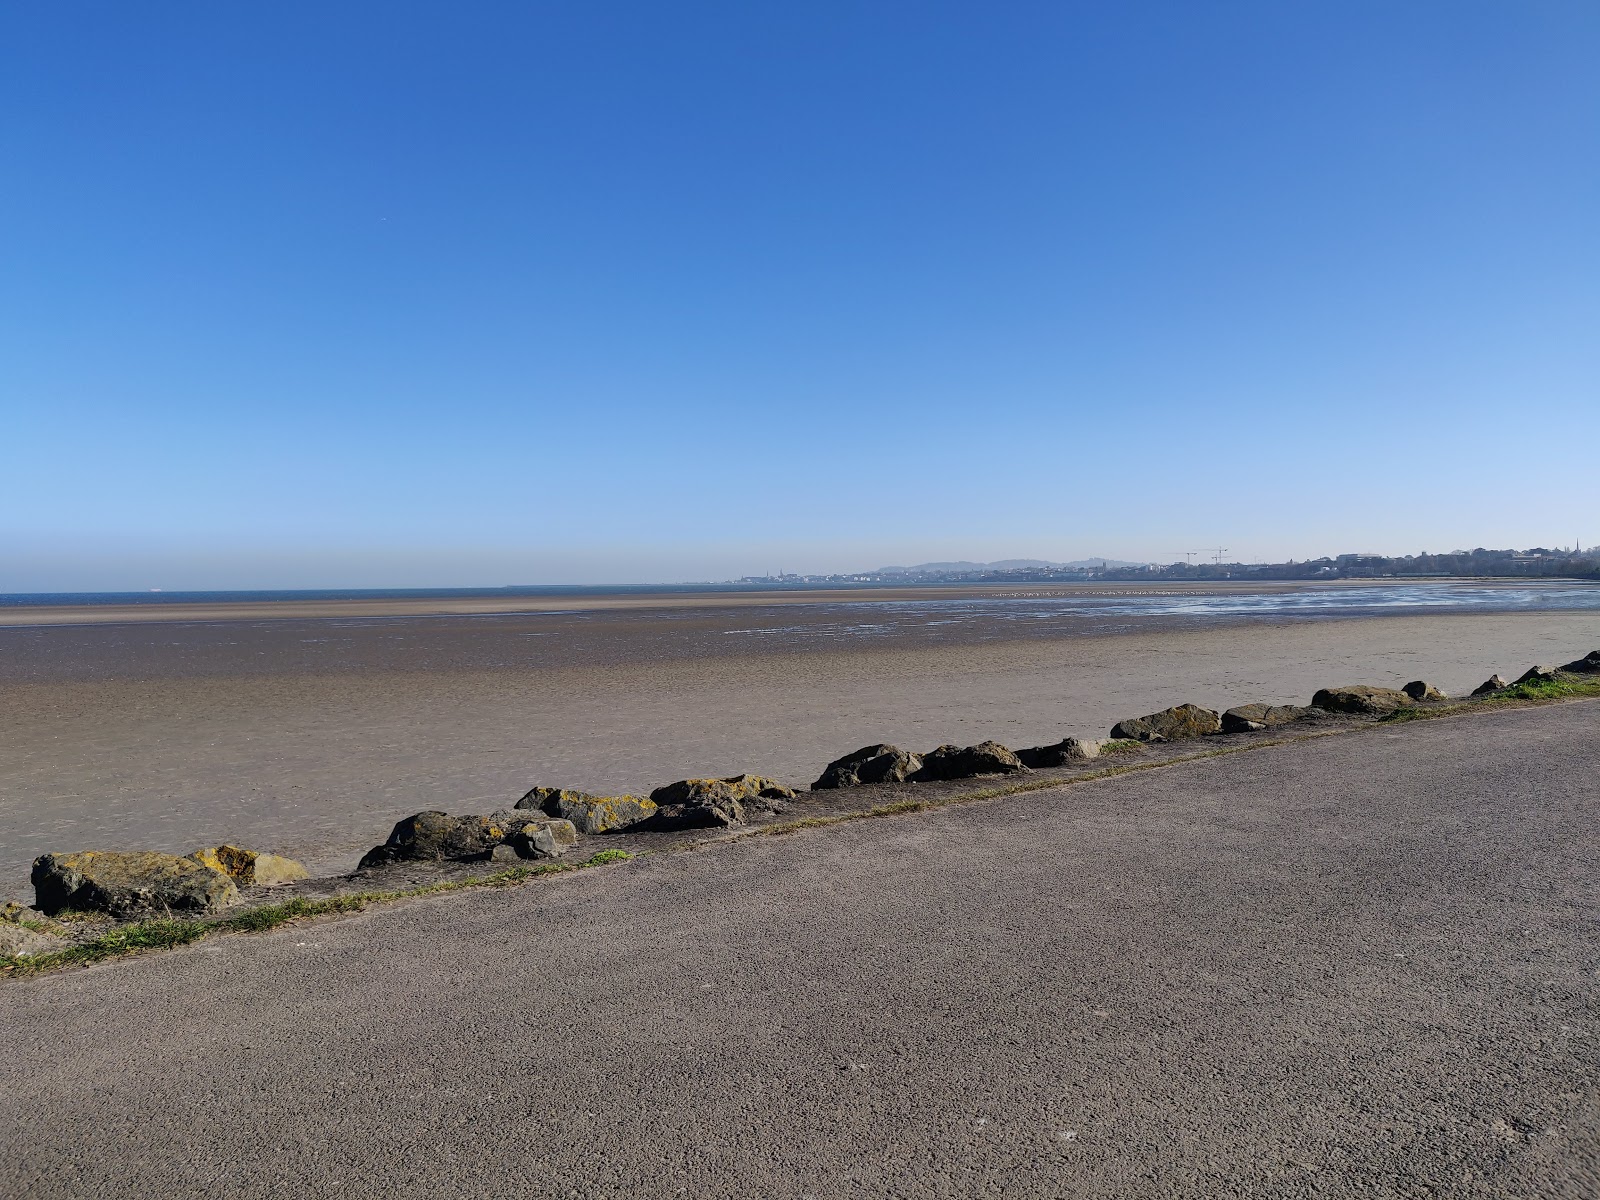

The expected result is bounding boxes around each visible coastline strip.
[7,675,1596,981]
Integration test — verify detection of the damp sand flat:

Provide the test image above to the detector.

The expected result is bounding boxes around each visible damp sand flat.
[0,590,1597,897]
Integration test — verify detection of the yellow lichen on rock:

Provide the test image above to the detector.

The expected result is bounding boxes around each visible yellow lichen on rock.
[188,845,309,888]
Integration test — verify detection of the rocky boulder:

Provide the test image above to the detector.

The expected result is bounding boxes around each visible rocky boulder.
[1471,674,1509,696]
[189,845,308,888]
[508,818,579,859]
[1016,738,1103,768]
[917,741,1026,780]
[1220,704,1315,734]
[359,810,526,869]
[31,850,239,918]
[1561,650,1600,674]
[1515,664,1560,685]
[1110,704,1222,742]
[812,744,925,789]
[1310,686,1413,715]
[0,923,64,959]
[517,787,656,834]
[648,774,798,830]
[1401,681,1446,702]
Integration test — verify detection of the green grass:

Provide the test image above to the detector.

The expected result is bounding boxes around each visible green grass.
[1381,671,1600,723]
[1,849,635,979]
[1098,738,1144,756]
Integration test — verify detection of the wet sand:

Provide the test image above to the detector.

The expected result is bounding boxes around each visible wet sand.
[1,599,1596,899]
[0,581,1320,628]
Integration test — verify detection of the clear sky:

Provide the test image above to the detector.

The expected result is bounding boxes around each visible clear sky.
[3,2,1597,589]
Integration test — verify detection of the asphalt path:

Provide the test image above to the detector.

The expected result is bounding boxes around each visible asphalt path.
[3,701,1598,1198]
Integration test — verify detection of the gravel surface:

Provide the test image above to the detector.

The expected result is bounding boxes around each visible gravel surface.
[3,700,1597,1198]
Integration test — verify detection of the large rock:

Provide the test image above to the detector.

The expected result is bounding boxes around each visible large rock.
[1110,704,1222,742]
[1515,664,1559,685]
[189,845,309,888]
[358,810,526,869]
[917,741,1026,780]
[812,745,925,789]
[648,774,798,831]
[1471,674,1509,696]
[1220,704,1315,734]
[1561,650,1600,674]
[517,787,656,834]
[0,924,64,959]
[31,850,239,918]
[508,818,579,860]
[1401,681,1446,702]
[1016,738,1103,768]
[1310,686,1413,715]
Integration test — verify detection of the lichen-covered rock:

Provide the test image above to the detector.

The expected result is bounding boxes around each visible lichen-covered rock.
[1471,674,1509,696]
[1220,704,1316,734]
[917,741,1026,780]
[1110,704,1223,742]
[189,845,309,888]
[648,774,797,830]
[1561,650,1600,674]
[1515,665,1559,685]
[1401,680,1446,702]
[1016,738,1102,768]
[812,744,925,789]
[518,786,656,833]
[509,818,579,859]
[31,850,239,918]
[1310,686,1413,715]
[0,923,64,958]
[516,786,592,812]
[358,810,525,869]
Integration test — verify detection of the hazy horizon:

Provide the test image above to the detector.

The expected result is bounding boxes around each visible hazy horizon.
[3,540,1596,595]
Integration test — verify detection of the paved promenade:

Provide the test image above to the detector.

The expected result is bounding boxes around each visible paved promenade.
[4,701,1597,1197]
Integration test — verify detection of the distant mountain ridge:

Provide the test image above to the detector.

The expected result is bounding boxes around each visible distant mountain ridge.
[876,557,1147,573]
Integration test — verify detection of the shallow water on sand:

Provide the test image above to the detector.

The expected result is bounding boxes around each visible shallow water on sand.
[2,581,1597,684]
[717,582,1600,639]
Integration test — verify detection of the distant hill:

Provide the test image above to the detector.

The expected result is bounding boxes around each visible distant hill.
[877,557,1147,574]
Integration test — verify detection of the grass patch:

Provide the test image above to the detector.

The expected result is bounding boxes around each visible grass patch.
[1,918,209,976]
[1488,674,1600,702]
[1,848,636,979]
[1098,739,1144,756]
[1381,671,1600,723]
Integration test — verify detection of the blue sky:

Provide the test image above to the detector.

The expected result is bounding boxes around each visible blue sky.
[3,2,1597,588]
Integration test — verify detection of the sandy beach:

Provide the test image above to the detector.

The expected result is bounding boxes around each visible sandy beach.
[1,586,1596,898]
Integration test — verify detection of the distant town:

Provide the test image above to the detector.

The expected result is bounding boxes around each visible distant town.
[738,545,1600,586]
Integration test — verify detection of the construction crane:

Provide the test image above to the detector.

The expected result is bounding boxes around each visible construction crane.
[1191,548,1231,565]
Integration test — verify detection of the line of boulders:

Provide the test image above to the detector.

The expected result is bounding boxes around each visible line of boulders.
[352,773,801,872]
[12,649,1597,933]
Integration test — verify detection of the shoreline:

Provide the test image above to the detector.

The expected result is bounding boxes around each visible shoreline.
[7,669,1599,978]
[1,576,1590,628]
[2,608,1596,897]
